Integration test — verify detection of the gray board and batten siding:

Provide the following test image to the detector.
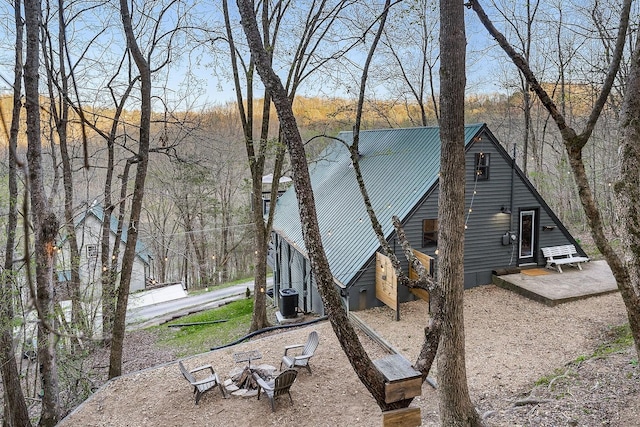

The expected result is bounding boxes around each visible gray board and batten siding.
[268,124,585,313]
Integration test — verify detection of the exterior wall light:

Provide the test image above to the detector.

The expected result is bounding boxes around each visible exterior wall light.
[500,206,512,214]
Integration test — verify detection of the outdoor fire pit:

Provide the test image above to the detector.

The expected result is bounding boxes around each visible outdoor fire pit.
[225,364,277,397]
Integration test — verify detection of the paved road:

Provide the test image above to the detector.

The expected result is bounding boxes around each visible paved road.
[126,278,272,330]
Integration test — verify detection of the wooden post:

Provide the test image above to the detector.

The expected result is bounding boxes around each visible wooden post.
[382,407,422,427]
[374,354,422,403]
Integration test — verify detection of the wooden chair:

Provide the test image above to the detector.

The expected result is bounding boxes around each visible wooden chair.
[280,330,319,375]
[253,369,298,412]
[178,360,227,405]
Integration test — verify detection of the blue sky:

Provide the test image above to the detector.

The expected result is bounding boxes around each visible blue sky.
[0,0,617,112]
[165,3,509,110]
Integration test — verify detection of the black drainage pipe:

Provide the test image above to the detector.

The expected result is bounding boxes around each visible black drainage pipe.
[210,315,328,351]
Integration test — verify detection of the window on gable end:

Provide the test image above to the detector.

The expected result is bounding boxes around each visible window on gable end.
[87,244,98,259]
[422,219,438,247]
[475,152,490,180]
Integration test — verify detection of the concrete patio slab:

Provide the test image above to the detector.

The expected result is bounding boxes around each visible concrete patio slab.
[492,259,619,306]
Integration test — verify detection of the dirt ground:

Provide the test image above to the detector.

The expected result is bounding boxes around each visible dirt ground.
[58,285,639,426]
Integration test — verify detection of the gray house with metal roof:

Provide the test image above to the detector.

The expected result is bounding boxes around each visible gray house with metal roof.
[56,204,153,298]
[268,124,586,314]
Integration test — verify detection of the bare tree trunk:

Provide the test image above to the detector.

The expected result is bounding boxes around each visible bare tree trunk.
[43,0,88,344]
[0,1,33,425]
[109,0,152,379]
[522,84,531,175]
[250,190,270,330]
[470,0,640,358]
[187,216,208,286]
[253,139,288,330]
[178,201,206,287]
[248,117,270,331]
[225,0,353,331]
[99,79,136,342]
[103,157,134,347]
[616,37,640,356]
[223,0,271,331]
[347,0,443,386]
[520,0,538,177]
[250,83,271,329]
[236,0,404,411]
[101,200,117,342]
[437,0,482,425]
[24,0,61,424]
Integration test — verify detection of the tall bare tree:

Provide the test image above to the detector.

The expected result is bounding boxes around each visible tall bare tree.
[235,0,406,410]
[222,0,273,330]
[96,82,135,343]
[41,0,90,343]
[347,0,444,395]
[24,0,61,423]
[108,0,155,379]
[64,50,138,341]
[436,0,482,425]
[470,0,640,357]
[489,0,541,176]
[236,2,482,424]
[0,0,33,425]
[616,22,640,358]
[223,0,355,331]
[107,0,194,377]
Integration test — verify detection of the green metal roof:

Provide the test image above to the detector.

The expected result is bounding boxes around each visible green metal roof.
[272,124,485,286]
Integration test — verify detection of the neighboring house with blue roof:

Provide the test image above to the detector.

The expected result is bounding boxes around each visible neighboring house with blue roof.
[267,124,586,314]
[56,204,153,299]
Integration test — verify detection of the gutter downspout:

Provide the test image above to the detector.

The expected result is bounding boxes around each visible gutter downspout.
[509,143,516,225]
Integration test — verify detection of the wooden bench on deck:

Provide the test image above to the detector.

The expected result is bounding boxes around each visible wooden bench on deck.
[541,244,589,273]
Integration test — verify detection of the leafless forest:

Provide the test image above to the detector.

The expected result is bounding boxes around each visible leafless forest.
[0,0,638,425]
